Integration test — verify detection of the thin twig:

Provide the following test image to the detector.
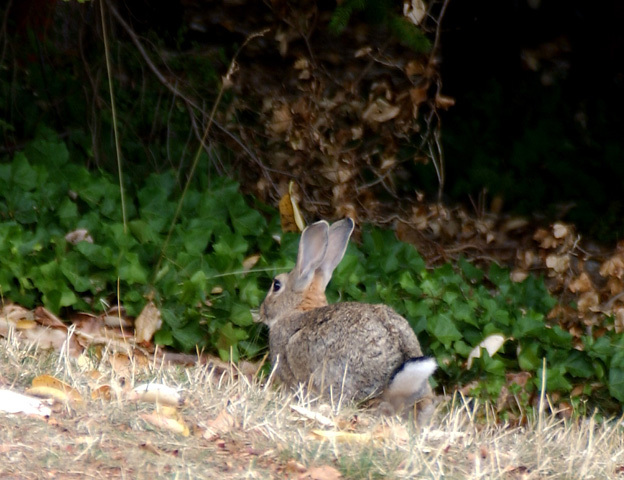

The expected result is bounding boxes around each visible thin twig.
[107,3,275,184]
[99,0,127,232]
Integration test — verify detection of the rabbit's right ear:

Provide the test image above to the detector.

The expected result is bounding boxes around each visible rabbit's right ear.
[293,220,329,291]
[315,218,355,290]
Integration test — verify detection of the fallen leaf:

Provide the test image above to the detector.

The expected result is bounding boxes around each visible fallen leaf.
[134,300,162,344]
[242,254,261,272]
[28,374,83,405]
[0,389,52,417]
[203,408,237,439]
[141,411,190,437]
[467,334,506,369]
[129,383,183,407]
[64,228,94,245]
[600,255,624,279]
[545,254,569,274]
[435,94,455,109]
[577,291,600,313]
[310,429,372,443]
[510,269,529,283]
[552,222,570,239]
[299,465,342,480]
[362,98,400,123]
[270,103,292,134]
[568,272,592,293]
[403,0,427,25]
[290,404,336,427]
[279,181,305,233]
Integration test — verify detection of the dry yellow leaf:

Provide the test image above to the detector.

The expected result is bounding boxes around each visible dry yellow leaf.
[279,181,305,233]
[91,385,112,401]
[242,254,261,272]
[310,429,372,443]
[29,374,83,405]
[15,319,36,330]
[141,411,190,437]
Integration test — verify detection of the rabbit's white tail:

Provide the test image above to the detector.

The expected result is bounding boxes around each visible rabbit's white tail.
[383,357,437,412]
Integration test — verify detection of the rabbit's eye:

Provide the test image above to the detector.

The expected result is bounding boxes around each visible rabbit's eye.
[272,279,282,292]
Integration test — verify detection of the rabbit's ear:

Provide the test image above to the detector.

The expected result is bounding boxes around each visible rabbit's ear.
[294,220,329,291]
[315,217,354,290]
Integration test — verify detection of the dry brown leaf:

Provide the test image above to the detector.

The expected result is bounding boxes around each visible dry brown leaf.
[101,314,132,329]
[33,306,67,329]
[569,272,593,293]
[545,254,569,274]
[435,94,455,109]
[607,277,624,296]
[362,98,400,123]
[203,409,237,439]
[134,300,162,344]
[20,327,77,353]
[409,87,428,106]
[1,304,33,322]
[270,103,292,134]
[298,465,342,480]
[405,60,425,77]
[614,307,624,333]
[534,228,558,249]
[577,291,600,313]
[552,222,570,239]
[510,270,529,283]
[91,384,112,401]
[600,255,624,279]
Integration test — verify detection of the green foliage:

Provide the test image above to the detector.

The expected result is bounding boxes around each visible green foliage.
[0,131,284,360]
[2,132,623,412]
[329,225,623,413]
[329,0,431,53]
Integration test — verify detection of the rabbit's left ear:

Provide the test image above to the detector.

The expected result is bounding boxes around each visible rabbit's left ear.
[294,220,329,291]
[315,218,354,290]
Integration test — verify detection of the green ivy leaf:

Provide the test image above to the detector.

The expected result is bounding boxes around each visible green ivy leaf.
[427,313,462,348]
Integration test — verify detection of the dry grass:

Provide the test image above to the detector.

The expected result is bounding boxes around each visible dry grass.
[1,335,623,480]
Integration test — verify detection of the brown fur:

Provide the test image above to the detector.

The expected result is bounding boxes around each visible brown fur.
[258,219,435,422]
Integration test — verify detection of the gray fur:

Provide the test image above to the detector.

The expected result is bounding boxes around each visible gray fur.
[259,218,436,420]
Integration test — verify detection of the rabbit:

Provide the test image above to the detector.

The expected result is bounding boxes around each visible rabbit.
[259,218,436,421]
